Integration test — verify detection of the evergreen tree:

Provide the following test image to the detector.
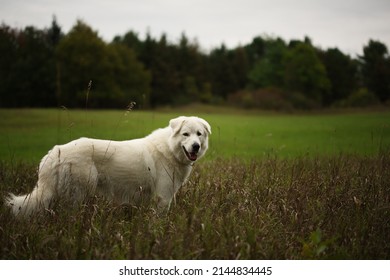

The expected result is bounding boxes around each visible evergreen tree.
[208,44,238,99]
[320,48,357,105]
[0,25,18,106]
[0,25,57,107]
[361,40,390,102]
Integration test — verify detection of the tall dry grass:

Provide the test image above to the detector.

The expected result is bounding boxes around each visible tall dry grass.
[0,152,389,259]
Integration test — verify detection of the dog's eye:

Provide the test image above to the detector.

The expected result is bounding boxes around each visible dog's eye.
[182,133,189,137]
[197,131,202,136]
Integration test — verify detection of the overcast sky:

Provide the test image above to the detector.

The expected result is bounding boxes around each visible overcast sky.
[1,0,390,56]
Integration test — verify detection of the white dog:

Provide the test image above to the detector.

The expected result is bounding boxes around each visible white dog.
[6,116,211,217]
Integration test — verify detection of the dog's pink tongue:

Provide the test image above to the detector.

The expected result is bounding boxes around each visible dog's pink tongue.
[189,152,197,161]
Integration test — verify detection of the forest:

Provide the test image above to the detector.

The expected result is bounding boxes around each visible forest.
[0,17,389,109]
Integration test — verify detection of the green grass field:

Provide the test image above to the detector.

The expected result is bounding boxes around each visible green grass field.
[1,108,389,162]
[0,107,389,259]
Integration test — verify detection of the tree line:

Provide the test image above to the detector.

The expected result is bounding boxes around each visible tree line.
[1,18,389,109]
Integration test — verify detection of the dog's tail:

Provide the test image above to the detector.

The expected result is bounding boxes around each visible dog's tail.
[5,147,59,217]
[5,185,53,217]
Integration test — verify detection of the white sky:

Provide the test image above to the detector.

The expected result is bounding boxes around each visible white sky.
[1,0,390,57]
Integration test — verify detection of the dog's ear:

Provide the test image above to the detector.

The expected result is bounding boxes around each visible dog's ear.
[169,116,186,135]
[199,118,211,135]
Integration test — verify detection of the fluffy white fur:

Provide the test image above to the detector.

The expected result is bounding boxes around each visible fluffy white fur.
[5,116,211,217]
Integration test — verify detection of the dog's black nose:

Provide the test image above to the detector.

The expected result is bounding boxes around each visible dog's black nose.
[192,143,200,152]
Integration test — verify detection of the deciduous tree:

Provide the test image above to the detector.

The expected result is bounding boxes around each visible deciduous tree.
[283,42,330,106]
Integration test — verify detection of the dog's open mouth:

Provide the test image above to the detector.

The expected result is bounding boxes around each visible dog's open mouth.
[183,146,198,161]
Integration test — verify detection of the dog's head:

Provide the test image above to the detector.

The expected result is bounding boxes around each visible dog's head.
[169,116,211,164]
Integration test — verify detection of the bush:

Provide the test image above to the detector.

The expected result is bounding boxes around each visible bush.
[287,91,321,110]
[337,88,380,108]
[228,88,292,110]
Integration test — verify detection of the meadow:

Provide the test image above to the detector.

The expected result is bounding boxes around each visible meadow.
[0,107,389,259]
[0,107,389,161]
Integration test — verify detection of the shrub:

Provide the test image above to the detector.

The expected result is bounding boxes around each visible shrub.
[337,88,380,108]
[287,91,321,110]
[228,88,292,110]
